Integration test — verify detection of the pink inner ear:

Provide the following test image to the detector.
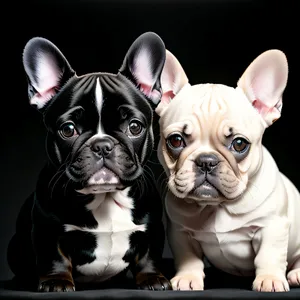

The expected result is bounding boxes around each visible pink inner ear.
[252,99,279,119]
[160,90,176,105]
[25,52,63,109]
[139,83,161,101]
[30,87,57,109]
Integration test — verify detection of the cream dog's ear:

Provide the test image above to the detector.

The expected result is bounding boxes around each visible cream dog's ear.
[156,50,189,116]
[237,49,288,127]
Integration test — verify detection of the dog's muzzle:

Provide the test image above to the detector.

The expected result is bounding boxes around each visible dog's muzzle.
[87,137,122,189]
[192,153,220,201]
[68,136,127,194]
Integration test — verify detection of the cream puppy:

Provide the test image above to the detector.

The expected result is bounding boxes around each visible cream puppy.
[156,49,300,292]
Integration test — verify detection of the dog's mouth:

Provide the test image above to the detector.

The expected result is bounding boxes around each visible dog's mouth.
[188,174,243,205]
[193,180,219,199]
[185,180,223,205]
[88,167,120,185]
[76,167,125,194]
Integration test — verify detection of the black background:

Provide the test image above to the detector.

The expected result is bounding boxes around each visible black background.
[0,0,298,281]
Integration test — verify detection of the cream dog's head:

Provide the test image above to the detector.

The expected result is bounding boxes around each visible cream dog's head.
[156,50,288,206]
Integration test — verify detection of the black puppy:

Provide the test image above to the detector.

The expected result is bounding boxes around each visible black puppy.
[7,32,171,292]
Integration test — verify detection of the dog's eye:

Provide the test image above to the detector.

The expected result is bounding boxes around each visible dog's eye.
[60,122,78,138]
[128,120,143,136]
[167,134,185,149]
[231,137,249,153]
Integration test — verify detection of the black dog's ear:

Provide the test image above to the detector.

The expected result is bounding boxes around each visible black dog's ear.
[119,32,166,105]
[23,37,75,111]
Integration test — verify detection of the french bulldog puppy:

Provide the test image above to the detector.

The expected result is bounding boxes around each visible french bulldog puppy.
[156,49,300,292]
[7,32,172,292]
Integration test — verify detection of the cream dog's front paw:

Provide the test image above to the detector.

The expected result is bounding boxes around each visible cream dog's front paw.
[287,268,300,286]
[171,273,204,291]
[253,274,289,292]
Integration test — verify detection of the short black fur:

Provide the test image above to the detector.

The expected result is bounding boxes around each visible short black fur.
[7,32,171,292]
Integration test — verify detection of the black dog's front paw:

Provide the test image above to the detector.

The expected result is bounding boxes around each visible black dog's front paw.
[38,278,75,292]
[136,273,172,291]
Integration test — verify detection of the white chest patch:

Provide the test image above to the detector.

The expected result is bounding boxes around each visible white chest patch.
[64,188,146,282]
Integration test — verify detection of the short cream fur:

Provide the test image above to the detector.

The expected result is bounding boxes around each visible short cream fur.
[156,49,300,292]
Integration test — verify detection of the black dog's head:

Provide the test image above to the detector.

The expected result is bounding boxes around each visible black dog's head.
[23,32,166,194]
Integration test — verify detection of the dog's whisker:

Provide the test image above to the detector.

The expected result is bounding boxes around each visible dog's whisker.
[155,170,169,196]
[146,159,163,166]
[143,165,156,183]
[48,169,64,189]
[63,178,72,197]
[50,169,68,200]
[48,153,72,190]
[135,177,145,197]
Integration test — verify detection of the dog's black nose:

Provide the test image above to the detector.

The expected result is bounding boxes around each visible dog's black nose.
[91,137,114,156]
[196,153,219,173]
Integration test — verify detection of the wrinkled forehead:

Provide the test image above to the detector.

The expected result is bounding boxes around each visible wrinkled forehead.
[161,84,262,138]
[44,72,152,125]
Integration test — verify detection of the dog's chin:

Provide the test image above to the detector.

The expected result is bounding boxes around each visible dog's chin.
[187,181,223,205]
[172,181,234,206]
[184,181,246,206]
[77,184,125,195]
[76,167,125,195]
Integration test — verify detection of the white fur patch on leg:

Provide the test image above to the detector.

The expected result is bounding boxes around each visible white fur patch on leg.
[50,258,71,275]
[138,252,155,274]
